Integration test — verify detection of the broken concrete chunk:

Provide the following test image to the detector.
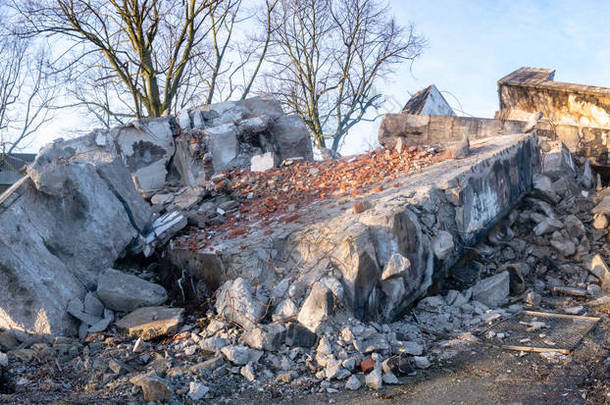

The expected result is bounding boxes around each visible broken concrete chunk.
[251,152,278,172]
[533,217,563,236]
[381,253,411,280]
[84,292,105,318]
[67,298,102,326]
[242,324,286,351]
[471,271,509,308]
[272,299,299,322]
[188,382,210,401]
[365,367,383,390]
[88,309,114,334]
[115,116,177,195]
[220,345,263,366]
[432,231,454,260]
[129,372,173,403]
[345,374,362,390]
[215,278,266,330]
[285,322,318,348]
[115,306,184,340]
[97,269,167,312]
[150,193,174,206]
[140,211,188,257]
[563,215,586,239]
[297,283,334,333]
[169,187,206,211]
[590,254,610,291]
[532,174,557,201]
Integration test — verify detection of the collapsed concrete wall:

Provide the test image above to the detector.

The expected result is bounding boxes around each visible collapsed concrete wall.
[0,96,313,337]
[169,134,540,327]
[496,67,610,169]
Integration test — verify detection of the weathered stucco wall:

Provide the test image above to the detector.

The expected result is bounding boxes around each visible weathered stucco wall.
[497,67,610,129]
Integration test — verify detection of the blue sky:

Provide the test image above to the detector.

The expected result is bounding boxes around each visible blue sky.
[342,0,610,153]
[35,1,610,155]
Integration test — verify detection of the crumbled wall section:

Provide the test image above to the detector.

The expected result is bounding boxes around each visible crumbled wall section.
[378,113,527,147]
[169,134,540,323]
[497,67,610,167]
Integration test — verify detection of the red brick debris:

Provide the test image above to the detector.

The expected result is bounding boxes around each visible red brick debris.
[175,145,446,252]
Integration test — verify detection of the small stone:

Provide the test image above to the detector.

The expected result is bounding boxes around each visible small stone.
[416,295,446,311]
[365,367,383,390]
[360,357,375,373]
[593,214,608,230]
[345,375,362,390]
[188,382,210,401]
[413,356,431,369]
[0,352,8,367]
[0,331,19,350]
[524,291,542,307]
[240,363,256,382]
[564,305,583,315]
[591,254,610,291]
[382,372,399,385]
[12,349,35,362]
[107,359,123,374]
[133,338,145,353]
[352,201,370,214]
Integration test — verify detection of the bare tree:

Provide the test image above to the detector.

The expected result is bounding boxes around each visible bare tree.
[266,0,425,152]
[14,0,277,126]
[0,18,54,160]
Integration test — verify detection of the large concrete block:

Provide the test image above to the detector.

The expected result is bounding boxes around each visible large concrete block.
[0,137,153,336]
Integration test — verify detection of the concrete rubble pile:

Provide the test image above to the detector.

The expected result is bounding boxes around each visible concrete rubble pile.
[3,89,609,403]
[3,132,606,403]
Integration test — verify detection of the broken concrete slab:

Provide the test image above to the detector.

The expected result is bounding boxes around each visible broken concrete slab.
[97,269,168,312]
[170,134,540,324]
[115,306,184,340]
